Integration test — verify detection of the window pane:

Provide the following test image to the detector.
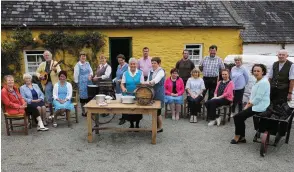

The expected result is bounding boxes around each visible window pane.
[28,66,37,73]
[27,55,36,62]
[25,51,45,74]
[193,50,200,55]
[186,45,200,49]
[37,55,45,62]
[187,50,193,55]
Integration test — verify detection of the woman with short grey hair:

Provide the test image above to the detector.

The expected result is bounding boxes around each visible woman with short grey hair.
[231,56,249,114]
[121,57,144,128]
[129,57,137,64]
[20,73,48,126]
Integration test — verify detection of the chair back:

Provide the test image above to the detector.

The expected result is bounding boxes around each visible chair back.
[1,102,6,114]
[71,90,78,103]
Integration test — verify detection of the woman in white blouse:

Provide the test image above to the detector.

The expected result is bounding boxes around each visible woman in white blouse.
[146,57,165,133]
[186,68,206,123]
[52,71,74,127]
[73,51,93,117]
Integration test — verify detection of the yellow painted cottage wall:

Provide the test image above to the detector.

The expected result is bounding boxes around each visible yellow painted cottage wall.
[1,28,242,81]
[100,28,242,74]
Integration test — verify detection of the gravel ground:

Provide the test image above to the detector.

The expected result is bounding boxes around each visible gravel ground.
[1,109,294,172]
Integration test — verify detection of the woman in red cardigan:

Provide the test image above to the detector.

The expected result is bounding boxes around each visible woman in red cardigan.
[164,68,185,120]
[1,75,48,131]
[205,69,234,126]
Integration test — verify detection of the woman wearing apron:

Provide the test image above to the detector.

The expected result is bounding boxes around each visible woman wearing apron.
[121,58,144,128]
[147,57,165,133]
[74,51,93,117]
[113,54,129,125]
[93,55,112,92]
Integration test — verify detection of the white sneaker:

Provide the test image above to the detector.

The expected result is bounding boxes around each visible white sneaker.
[193,116,198,123]
[208,120,216,126]
[231,112,236,118]
[52,122,57,128]
[172,115,176,120]
[216,117,222,126]
[190,116,194,123]
[37,126,49,131]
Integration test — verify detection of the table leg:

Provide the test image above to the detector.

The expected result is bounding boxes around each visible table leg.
[87,111,93,143]
[151,111,157,144]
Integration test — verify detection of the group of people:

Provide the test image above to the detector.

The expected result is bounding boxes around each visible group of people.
[165,46,293,144]
[1,45,293,142]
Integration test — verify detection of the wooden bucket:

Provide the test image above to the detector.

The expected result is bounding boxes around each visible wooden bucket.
[135,84,155,105]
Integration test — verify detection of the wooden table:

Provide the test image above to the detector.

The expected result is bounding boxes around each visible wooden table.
[84,100,161,144]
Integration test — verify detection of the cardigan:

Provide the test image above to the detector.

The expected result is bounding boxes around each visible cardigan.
[164,77,185,96]
[53,82,73,101]
[250,77,270,112]
[214,80,234,101]
[1,85,26,115]
[20,83,45,104]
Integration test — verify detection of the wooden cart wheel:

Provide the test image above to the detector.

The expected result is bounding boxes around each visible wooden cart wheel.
[260,131,270,157]
[91,113,115,124]
[253,131,260,142]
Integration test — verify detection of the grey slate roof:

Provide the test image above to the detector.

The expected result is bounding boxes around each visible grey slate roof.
[1,1,242,28]
[228,1,294,43]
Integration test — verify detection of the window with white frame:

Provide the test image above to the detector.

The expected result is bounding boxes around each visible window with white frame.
[24,51,45,75]
[185,44,203,66]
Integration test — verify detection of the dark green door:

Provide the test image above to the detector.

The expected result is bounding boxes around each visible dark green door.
[109,37,132,79]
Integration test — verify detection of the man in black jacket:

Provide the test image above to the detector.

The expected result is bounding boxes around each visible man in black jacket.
[269,49,294,104]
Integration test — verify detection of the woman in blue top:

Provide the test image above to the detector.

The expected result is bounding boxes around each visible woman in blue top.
[231,56,249,113]
[113,54,129,93]
[231,64,270,144]
[53,71,74,127]
[121,58,144,128]
[113,54,129,125]
[20,73,49,130]
[74,51,93,117]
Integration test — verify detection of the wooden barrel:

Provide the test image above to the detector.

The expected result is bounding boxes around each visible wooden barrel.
[135,84,155,105]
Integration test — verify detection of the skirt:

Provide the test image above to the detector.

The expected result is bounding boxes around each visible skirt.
[124,114,143,122]
[164,95,183,104]
[28,100,45,108]
[53,100,74,112]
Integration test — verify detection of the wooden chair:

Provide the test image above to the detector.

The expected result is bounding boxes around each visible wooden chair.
[184,98,206,119]
[2,103,29,136]
[205,103,233,125]
[53,90,79,126]
[71,90,79,123]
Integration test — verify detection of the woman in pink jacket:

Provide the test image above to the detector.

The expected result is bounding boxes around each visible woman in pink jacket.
[205,69,234,126]
[164,68,185,120]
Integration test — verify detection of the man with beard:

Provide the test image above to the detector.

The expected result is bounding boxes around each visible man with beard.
[199,45,225,100]
[176,49,195,86]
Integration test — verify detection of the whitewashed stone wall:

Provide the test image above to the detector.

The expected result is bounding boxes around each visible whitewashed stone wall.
[243,44,294,56]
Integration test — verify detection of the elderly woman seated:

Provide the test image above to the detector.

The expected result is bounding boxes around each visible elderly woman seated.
[186,68,206,123]
[164,68,185,120]
[1,75,48,131]
[20,73,48,126]
[52,71,74,127]
[205,69,234,126]
[121,58,145,128]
